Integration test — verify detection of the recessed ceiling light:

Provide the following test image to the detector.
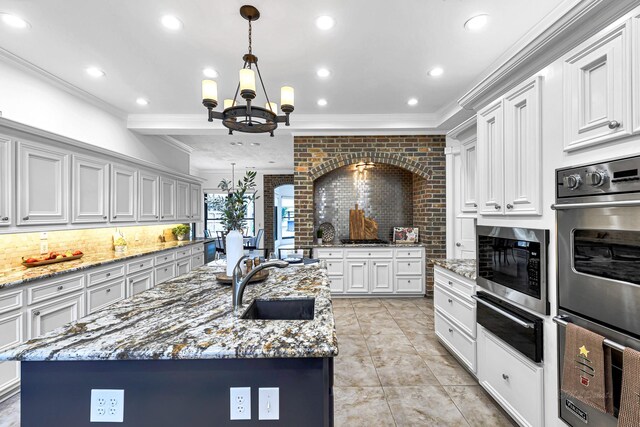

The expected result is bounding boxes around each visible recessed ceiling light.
[85,67,105,78]
[428,67,444,77]
[316,68,331,78]
[250,142,260,146]
[203,68,218,78]
[464,14,489,31]
[317,99,328,107]
[315,15,335,30]
[136,98,149,106]
[0,13,30,29]
[161,15,183,30]
[407,98,418,106]
[236,142,244,146]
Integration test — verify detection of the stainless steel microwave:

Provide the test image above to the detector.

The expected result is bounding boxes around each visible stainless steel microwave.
[476,226,549,315]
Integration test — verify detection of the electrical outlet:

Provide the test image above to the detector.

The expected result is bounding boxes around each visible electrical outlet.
[258,387,279,420]
[230,387,251,420]
[90,389,124,423]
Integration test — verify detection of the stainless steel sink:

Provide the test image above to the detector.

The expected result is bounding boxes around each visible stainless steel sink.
[241,298,315,320]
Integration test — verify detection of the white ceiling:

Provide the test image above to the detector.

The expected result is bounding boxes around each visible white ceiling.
[0,0,564,171]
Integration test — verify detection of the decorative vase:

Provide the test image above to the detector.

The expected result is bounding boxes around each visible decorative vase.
[114,245,126,254]
[177,234,185,241]
[226,229,244,276]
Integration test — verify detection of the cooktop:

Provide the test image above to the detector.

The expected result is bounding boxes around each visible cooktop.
[340,239,389,244]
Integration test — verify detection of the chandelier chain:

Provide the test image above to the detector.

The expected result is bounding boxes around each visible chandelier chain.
[248,19,252,55]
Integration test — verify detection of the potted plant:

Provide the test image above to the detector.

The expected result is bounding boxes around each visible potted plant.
[172,224,191,241]
[317,228,324,243]
[218,171,259,276]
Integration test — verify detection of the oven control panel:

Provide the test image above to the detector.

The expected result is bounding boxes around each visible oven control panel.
[557,154,640,199]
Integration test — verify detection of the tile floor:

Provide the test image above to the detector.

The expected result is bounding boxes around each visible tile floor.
[0,297,515,427]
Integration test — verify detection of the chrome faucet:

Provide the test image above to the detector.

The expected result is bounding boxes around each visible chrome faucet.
[232,256,289,310]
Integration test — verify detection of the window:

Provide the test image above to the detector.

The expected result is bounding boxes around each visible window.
[205,193,256,236]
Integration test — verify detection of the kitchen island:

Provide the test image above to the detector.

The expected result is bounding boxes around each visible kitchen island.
[0,263,338,426]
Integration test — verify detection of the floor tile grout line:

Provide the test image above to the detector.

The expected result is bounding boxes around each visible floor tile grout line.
[442,385,474,427]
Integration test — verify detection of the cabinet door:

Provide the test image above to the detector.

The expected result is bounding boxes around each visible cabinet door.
[138,172,159,222]
[111,164,137,222]
[17,140,69,225]
[176,181,190,221]
[190,184,202,221]
[159,177,176,221]
[176,258,191,276]
[503,77,542,216]
[460,137,477,213]
[0,310,23,398]
[72,155,109,223]
[633,12,640,133]
[128,270,154,297]
[346,260,369,293]
[370,260,393,293]
[28,292,83,338]
[564,22,631,151]
[477,100,504,215]
[0,137,11,227]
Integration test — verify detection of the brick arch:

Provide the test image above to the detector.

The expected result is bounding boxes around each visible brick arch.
[263,174,294,253]
[308,152,432,181]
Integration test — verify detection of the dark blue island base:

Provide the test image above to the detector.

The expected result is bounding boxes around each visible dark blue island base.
[21,357,334,427]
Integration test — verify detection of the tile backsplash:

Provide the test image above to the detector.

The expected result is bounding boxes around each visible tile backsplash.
[0,224,184,267]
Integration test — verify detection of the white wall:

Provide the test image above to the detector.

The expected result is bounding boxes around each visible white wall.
[0,59,190,173]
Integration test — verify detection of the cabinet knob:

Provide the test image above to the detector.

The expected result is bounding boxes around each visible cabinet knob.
[161,216,165,219]
[408,252,411,256]
[506,204,514,210]
[608,120,621,129]
[329,253,332,256]
[448,328,453,333]
[57,286,63,291]
[129,279,134,285]
[408,263,411,266]
[106,273,111,277]
[23,216,29,220]
[456,243,461,247]
[473,203,477,208]
[33,311,40,316]
[448,298,453,303]
[165,268,168,272]
[502,374,509,380]
[103,216,107,219]
[1,217,8,221]
[408,280,411,283]
[368,253,371,256]
[113,215,117,219]
[156,215,159,219]
[448,281,453,285]
[373,262,376,265]
[329,263,332,266]
[494,205,501,210]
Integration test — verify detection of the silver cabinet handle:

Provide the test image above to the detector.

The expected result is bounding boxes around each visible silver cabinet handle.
[328,263,332,266]
[506,204,514,210]
[448,328,453,333]
[161,216,165,219]
[447,298,453,303]
[113,215,117,219]
[408,263,411,266]
[57,286,63,291]
[494,205,501,210]
[473,203,477,208]
[408,252,411,256]
[329,253,332,256]
[33,311,40,316]
[23,216,29,220]
[448,281,453,285]
[373,262,376,265]
[106,273,111,277]
[165,268,168,272]
[106,288,111,293]
[368,252,371,256]
[608,120,621,129]
[103,216,107,219]
[502,374,509,380]
[156,215,159,219]
[1,217,8,221]
[456,243,461,247]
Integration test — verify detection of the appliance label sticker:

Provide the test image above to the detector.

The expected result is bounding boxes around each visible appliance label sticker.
[565,399,588,424]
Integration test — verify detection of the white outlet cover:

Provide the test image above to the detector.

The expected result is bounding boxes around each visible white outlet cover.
[230,387,251,420]
[90,389,124,423]
[258,387,279,420]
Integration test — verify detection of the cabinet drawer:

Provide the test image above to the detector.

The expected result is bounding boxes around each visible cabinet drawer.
[28,292,84,339]
[396,276,423,293]
[86,278,126,314]
[345,249,393,259]
[329,276,344,293]
[87,264,125,287]
[191,244,204,254]
[478,326,544,427]
[315,249,343,259]
[0,310,24,351]
[127,270,154,297]
[191,253,204,268]
[175,248,191,259]
[434,267,475,298]
[155,263,176,285]
[0,289,23,315]
[28,275,84,305]
[395,259,423,275]
[127,257,154,274]
[395,248,423,258]
[325,259,344,276]
[155,251,176,265]
[434,285,476,338]
[435,309,476,373]
[176,258,191,276]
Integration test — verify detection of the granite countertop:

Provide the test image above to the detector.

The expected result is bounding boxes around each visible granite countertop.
[0,238,215,290]
[431,259,477,280]
[0,263,338,361]
[312,242,427,248]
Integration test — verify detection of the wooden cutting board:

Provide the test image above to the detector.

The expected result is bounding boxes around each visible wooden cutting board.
[349,204,379,240]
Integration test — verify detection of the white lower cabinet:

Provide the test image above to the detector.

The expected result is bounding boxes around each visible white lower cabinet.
[86,278,126,315]
[127,270,154,297]
[435,309,476,372]
[176,258,191,276]
[191,253,204,269]
[155,262,177,285]
[477,325,544,427]
[315,246,425,295]
[28,291,84,338]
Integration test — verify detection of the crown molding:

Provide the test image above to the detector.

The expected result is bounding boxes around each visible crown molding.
[447,116,477,140]
[0,47,127,119]
[157,135,195,154]
[457,0,640,111]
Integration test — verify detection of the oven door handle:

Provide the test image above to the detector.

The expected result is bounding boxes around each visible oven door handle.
[472,295,535,329]
[553,315,626,352]
[551,199,640,210]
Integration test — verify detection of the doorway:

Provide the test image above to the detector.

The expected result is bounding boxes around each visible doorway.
[274,184,294,255]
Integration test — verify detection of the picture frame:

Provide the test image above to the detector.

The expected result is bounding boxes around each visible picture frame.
[393,227,419,244]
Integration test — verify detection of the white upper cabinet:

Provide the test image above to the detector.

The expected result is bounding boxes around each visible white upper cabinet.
[477,100,504,216]
[0,137,11,227]
[564,21,631,151]
[71,155,109,223]
[16,140,69,225]
[460,137,477,214]
[189,183,202,222]
[176,181,190,221]
[159,177,176,221]
[633,11,640,133]
[110,164,137,222]
[503,77,542,215]
[138,172,159,222]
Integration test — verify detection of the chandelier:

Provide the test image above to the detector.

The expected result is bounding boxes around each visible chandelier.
[201,5,294,137]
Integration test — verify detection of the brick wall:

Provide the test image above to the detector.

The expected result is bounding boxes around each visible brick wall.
[294,135,446,295]
[263,174,294,253]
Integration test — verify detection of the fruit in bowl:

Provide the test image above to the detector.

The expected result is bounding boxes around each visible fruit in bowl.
[24,257,38,263]
[72,250,83,256]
